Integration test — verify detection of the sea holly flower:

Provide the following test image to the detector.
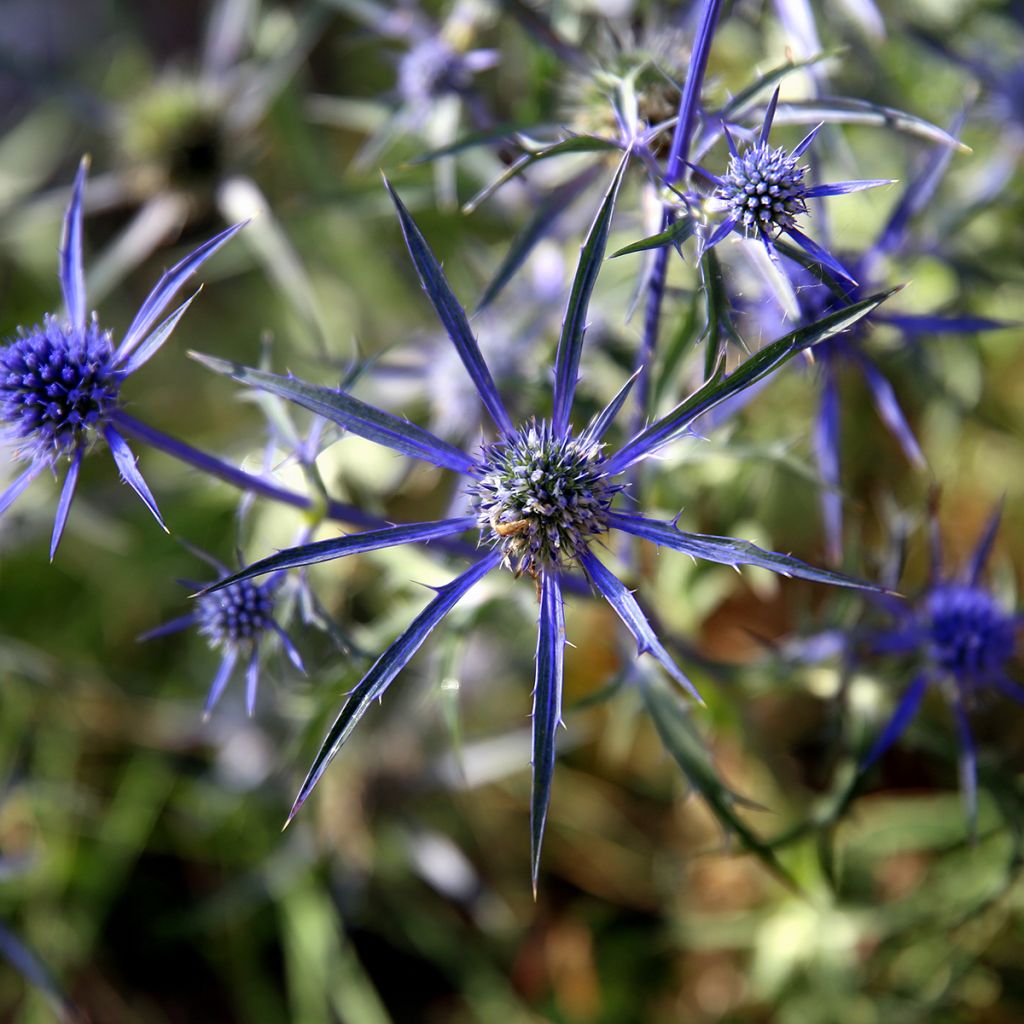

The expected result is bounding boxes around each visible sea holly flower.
[141,548,305,718]
[0,158,243,559]
[195,156,892,887]
[694,88,891,284]
[855,504,1022,831]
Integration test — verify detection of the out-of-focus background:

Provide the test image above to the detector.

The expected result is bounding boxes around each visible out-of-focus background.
[2,1,1024,1021]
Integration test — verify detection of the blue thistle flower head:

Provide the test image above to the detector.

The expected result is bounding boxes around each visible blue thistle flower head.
[855,503,1022,830]
[0,158,243,559]
[717,141,809,238]
[197,577,277,654]
[0,315,122,461]
[194,154,893,888]
[142,551,305,718]
[560,22,690,149]
[469,420,621,577]
[920,583,1017,689]
[695,88,892,286]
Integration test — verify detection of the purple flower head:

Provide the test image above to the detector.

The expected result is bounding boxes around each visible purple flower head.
[717,140,809,238]
[921,584,1017,687]
[1,316,121,462]
[195,154,893,888]
[397,35,496,108]
[141,550,305,718]
[0,158,243,559]
[858,504,1021,830]
[696,88,891,285]
[469,420,622,577]
[197,577,277,653]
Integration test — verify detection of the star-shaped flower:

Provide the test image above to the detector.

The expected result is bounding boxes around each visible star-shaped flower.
[0,158,242,558]
[694,88,891,284]
[195,155,891,888]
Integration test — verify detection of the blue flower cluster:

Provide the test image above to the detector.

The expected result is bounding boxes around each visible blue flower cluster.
[0,0,1016,892]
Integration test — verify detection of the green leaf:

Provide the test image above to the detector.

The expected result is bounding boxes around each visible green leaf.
[606,286,901,473]
[610,215,696,259]
[637,667,799,891]
[407,122,538,165]
[190,353,478,475]
[463,135,622,213]
[701,246,746,380]
[552,152,630,434]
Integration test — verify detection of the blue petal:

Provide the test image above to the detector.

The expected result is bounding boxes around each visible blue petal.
[863,626,922,656]
[760,86,781,146]
[245,650,261,716]
[722,122,739,158]
[872,112,964,261]
[190,355,478,475]
[581,368,641,444]
[855,352,926,468]
[477,167,601,310]
[792,123,823,158]
[384,178,514,435]
[0,921,77,1022]
[0,460,47,518]
[204,650,239,718]
[116,221,246,363]
[272,621,306,674]
[966,501,1004,585]
[530,570,566,894]
[876,312,1008,335]
[118,288,202,376]
[137,613,199,642]
[784,226,858,285]
[803,179,893,198]
[198,517,477,594]
[60,156,89,332]
[604,289,894,475]
[608,511,883,591]
[49,447,83,562]
[814,368,843,565]
[286,550,502,824]
[104,426,167,530]
[579,548,702,702]
[684,161,724,188]
[703,214,739,253]
[860,673,929,772]
[110,409,384,531]
[551,152,630,436]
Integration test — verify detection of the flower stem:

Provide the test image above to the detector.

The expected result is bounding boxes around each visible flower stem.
[112,409,383,531]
